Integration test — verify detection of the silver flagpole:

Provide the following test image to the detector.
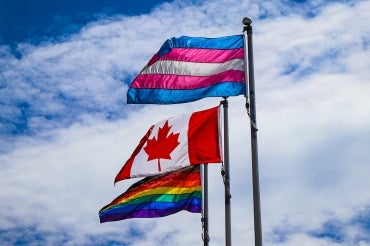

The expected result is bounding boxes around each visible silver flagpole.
[243,17,263,246]
[221,98,232,246]
[201,164,210,246]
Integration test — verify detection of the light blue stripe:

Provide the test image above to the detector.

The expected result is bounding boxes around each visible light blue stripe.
[158,35,244,57]
[127,82,246,104]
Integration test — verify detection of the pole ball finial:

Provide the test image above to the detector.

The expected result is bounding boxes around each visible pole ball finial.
[243,17,252,25]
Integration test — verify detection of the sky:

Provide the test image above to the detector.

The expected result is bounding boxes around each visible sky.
[0,0,370,245]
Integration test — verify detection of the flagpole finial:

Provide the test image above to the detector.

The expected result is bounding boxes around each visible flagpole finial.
[243,17,252,26]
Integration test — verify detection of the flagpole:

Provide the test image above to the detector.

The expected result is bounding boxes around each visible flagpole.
[201,164,210,246]
[221,98,232,246]
[243,17,263,246]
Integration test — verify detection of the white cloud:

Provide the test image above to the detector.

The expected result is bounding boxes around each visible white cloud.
[0,0,370,245]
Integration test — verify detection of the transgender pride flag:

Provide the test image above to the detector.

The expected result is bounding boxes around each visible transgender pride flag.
[127,35,246,104]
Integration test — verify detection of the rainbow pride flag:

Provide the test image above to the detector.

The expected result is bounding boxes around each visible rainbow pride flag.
[99,166,201,223]
[127,35,246,104]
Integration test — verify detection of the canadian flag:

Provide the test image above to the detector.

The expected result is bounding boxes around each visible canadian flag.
[115,106,222,183]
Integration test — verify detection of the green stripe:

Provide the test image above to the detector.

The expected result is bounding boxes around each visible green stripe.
[106,192,202,210]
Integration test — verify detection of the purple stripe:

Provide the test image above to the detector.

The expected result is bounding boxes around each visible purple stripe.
[100,205,201,223]
[131,70,244,89]
[149,47,244,64]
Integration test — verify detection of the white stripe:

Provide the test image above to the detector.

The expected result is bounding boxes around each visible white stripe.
[130,113,192,178]
[141,59,244,76]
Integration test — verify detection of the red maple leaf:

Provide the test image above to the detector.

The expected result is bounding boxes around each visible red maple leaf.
[143,120,180,172]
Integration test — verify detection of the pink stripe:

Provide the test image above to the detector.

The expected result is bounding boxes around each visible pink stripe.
[148,48,244,65]
[131,70,245,89]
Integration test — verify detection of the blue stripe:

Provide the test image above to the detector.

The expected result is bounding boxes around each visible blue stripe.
[127,81,246,104]
[100,197,202,215]
[158,35,244,57]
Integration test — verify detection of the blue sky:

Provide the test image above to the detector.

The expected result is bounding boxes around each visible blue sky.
[0,0,370,245]
[0,0,170,47]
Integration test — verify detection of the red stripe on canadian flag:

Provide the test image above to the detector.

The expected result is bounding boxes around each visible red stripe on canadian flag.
[188,107,221,164]
[114,106,222,183]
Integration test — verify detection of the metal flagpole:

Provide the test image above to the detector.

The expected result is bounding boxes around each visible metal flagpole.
[201,164,210,246]
[243,17,263,246]
[221,98,232,246]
